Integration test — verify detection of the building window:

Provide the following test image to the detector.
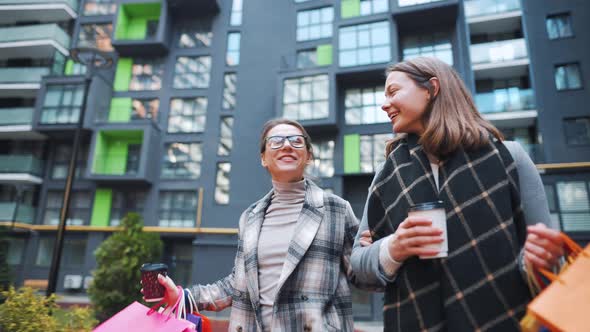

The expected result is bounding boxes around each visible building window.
[543,184,561,229]
[226,33,241,66]
[361,133,391,172]
[297,49,318,69]
[98,98,159,123]
[218,117,234,156]
[308,140,335,177]
[297,7,334,42]
[131,99,159,121]
[168,98,208,133]
[555,63,583,91]
[40,84,84,124]
[222,73,237,110]
[402,33,453,65]
[398,0,443,7]
[345,86,388,124]
[78,23,113,52]
[83,0,117,15]
[556,181,590,232]
[35,238,53,267]
[283,75,329,121]
[360,0,389,15]
[130,59,164,91]
[6,238,25,265]
[564,117,590,146]
[339,21,390,67]
[173,56,211,89]
[177,23,212,48]
[110,191,147,226]
[43,191,91,226]
[161,142,203,179]
[215,163,231,204]
[51,143,88,179]
[35,237,87,267]
[159,191,198,227]
[230,0,243,26]
[546,13,574,40]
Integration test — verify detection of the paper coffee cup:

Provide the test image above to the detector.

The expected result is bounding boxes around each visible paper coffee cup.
[408,201,448,259]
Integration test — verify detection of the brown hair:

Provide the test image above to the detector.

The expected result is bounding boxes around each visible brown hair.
[384,57,503,158]
[259,118,314,158]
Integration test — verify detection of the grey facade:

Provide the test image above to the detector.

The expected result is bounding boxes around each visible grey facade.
[1,0,589,323]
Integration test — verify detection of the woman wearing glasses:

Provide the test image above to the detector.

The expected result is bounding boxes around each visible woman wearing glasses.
[149,119,378,331]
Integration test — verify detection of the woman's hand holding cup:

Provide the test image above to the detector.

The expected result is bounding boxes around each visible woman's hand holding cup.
[388,216,444,262]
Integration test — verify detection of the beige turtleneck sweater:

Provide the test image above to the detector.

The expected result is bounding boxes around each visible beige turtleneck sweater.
[257,179,305,332]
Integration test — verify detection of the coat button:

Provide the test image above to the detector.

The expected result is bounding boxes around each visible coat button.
[236,326,242,332]
[300,295,308,301]
[304,324,312,331]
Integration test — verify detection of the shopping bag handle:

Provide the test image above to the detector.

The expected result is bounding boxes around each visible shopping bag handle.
[146,285,184,321]
[532,232,588,286]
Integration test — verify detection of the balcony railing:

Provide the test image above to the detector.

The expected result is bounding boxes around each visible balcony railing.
[0,202,36,224]
[0,155,43,175]
[470,38,527,66]
[0,67,50,84]
[475,88,535,113]
[464,0,520,18]
[0,107,34,126]
[398,0,444,7]
[92,153,140,176]
[0,24,70,51]
[0,0,77,10]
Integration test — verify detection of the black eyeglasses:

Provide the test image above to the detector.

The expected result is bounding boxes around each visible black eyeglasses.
[265,135,306,150]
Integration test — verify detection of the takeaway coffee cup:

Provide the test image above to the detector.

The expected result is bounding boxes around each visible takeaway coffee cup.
[408,201,448,259]
[140,263,168,302]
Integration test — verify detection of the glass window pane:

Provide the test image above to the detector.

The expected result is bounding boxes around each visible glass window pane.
[557,182,589,211]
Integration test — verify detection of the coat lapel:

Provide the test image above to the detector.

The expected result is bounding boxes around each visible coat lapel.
[274,180,325,295]
[242,189,273,310]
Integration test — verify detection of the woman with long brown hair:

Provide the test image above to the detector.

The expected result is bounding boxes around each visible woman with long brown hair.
[351,56,563,331]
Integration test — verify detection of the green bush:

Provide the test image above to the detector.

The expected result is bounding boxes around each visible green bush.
[0,227,12,300]
[88,212,163,322]
[0,286,59,332]
[0,287,97,332]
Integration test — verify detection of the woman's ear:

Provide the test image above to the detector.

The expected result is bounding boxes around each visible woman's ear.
[260,154,267,168]
[429,77,440,98]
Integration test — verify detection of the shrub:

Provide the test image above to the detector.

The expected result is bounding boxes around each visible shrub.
[87,212,163,321]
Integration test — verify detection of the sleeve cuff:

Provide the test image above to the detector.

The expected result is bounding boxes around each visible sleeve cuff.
[379,234,403,279]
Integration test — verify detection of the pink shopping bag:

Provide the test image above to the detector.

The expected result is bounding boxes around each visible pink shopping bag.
[93,286,195,332]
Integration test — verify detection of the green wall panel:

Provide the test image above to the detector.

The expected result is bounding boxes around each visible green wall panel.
[344,134,361,174]
[116,2,161,40]
[106,141,128,175]
[108,98,133,122]
[90,188,112,227]
[317,44,333,66]
[114,58,132,92]
[341,0,360,18]
[65,60,74,75]
[92,130,143,175]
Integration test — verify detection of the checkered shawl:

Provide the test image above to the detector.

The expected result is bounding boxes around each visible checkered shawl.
[367,134,531,332]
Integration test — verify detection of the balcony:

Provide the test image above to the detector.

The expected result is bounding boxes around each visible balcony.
[465,0,522,36]
[470,38,529,79]
[87,126,159,185]
[95,97,158,125]
[0,107,34,126]
[0,154,43,184]
[0,67,50,97]
[476,88,537,128]
[0,24,70,60]
[0,107,46,139]
[0,0,77,25]
[394,0,459,30]
[0,202,36,224]
[111,1,169,56]
[464,0,520,20]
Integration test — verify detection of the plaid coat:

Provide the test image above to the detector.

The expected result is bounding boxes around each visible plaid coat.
[367,135,531,331]
[188,180,368,332]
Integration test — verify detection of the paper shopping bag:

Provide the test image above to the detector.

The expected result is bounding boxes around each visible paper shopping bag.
[526,233,590,332]
[93,301,195,332]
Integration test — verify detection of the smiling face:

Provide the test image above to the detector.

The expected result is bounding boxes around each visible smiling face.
[260,124,311,183]
[381,71,431,135]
